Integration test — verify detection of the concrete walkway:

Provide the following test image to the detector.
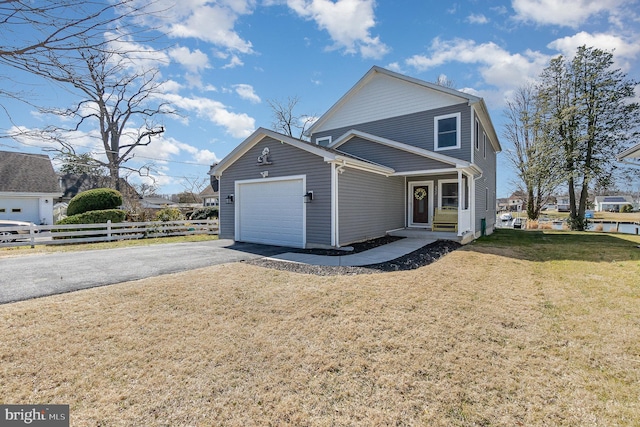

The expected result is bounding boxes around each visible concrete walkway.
[267,237,435,266]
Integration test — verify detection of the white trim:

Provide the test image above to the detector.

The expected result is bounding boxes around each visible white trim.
[483,131,487,159]
[393,167,460,177]
[434,112,461,152]
[408,181,434,227]
[234,175,306,248]
[330,162,337,247]
[438,178,458,209]
[474,117,480,151]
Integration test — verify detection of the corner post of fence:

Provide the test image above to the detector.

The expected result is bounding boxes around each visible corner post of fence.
[29,223,36,248]
[107,220,112,240]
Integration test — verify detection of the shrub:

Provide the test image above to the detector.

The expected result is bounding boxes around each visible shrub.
[154,207,185,222]
[56,209,126,225]
[67,188,123,216]
[189,207,219,220]
[621,204,633,213]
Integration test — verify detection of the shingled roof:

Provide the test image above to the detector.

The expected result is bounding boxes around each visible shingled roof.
[0,150,61,194]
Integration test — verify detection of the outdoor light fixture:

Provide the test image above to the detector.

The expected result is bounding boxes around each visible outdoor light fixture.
[226,194,234,204]
[303,191,313,203]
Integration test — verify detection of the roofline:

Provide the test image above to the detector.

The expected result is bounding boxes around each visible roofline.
[329,129,471,168]
[617,142,640,161]
[308,65,483,135]
[0,191,63,197]
[210,127,394,177]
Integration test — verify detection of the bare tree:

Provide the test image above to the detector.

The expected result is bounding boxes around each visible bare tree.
[267,96,315,140]
[503,84,561,220]
[18,46,172,190]
[434,74,456,89]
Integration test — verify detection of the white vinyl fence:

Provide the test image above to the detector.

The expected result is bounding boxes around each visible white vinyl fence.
[0,220,218,248]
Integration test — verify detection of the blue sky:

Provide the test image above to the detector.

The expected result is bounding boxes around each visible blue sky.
[2,0,639,197]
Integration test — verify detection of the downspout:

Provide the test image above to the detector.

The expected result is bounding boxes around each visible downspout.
[333,160,347,247]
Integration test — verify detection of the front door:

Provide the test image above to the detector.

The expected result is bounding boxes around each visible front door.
[409,181,433,227]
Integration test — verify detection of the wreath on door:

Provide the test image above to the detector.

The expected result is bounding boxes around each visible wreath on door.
[414,187,427,201]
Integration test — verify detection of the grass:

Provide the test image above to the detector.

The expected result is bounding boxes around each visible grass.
[1,229,640,426]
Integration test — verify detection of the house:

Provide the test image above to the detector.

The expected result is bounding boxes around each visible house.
[618,143,640,167]
[507,192,525,212]
[556,195,571,212]
[210,66,501,249]
[58,173,139,203]
[0,151,63,225]
[594,195,634,212]
[199,184,219,207]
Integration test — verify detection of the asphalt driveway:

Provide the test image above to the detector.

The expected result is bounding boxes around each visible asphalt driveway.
[0,240,288,304]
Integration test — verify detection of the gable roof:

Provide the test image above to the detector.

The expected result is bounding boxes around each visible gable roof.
[0,150,62,194]
[308,66,501,153]
[210,127,395,177]
[330,129,472,168]
[58,173,139,201]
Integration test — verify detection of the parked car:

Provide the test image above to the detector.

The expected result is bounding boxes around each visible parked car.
[500,212,513,221]
[0,220,37,243]
[513,217,523,229]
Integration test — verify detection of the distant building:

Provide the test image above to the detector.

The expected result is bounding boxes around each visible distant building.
[594,195,634,212]
[199,184,219,207]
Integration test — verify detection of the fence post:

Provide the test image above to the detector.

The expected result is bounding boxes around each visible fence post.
[29,223,36,248]
[107,220,112,240]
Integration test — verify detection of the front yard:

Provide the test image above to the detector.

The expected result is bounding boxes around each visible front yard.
[1,230,639,426]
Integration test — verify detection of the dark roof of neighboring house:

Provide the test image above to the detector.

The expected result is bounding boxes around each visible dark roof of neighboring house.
[0,150,61,193]
[199,184,218,197]
[58,173,139,200]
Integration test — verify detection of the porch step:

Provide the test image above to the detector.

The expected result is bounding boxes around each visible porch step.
[388,228,463,242]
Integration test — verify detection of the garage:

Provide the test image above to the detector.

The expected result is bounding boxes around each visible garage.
[236,177,305,248]
[0,197,39,223]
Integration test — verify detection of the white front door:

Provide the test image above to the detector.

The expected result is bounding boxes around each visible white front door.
[408,181,434,227]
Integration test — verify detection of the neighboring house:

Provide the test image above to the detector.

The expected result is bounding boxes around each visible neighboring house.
[0,151,62,225]
[507,193,525,212]
[139,196,178,209]
[210,66,501,249]
[594,195,634,212]
[556,195,571,212]
[618,143,640,167]
[199,184,219,207]
[58,173,139,203]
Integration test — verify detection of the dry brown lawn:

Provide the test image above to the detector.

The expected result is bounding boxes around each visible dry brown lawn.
[1,231,639,426]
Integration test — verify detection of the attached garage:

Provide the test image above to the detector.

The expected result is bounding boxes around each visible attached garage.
[235,176,305,248]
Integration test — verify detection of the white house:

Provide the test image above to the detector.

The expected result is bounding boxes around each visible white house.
[0,151,62,225]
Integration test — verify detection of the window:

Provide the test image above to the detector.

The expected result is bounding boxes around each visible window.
[483,132,487,159]
[12,208,21,213]
[474,118,480,150]
[0,208,5,213]
[486,188,489,211]
[434,113,460,151]
[315,136,331,146]
[439,179,458,208]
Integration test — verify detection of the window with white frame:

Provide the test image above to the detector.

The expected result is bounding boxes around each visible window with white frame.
[474,118,480,151]
[315,136,332,146]
[483,132,487,159]
[434,113,461,151]
[439,179,458,208]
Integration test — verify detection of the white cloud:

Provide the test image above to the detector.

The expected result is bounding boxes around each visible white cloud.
[466,13,489,24]
[233,84,261,103]
[512,0,628,28]
[286,0,389,59]
[547,31,640,70]
[195,149,220,165]
[405,38,551,104]
[169,46,210,73]
[161,93,255,138]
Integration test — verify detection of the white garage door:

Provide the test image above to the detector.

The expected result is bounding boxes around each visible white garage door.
[0,197,39,223]
[237,178,305,248]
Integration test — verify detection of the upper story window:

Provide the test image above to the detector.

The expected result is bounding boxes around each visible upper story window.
[434,112,461,151]
[474,118,480,151]
[483,132,487,158]
[315,136,332,146]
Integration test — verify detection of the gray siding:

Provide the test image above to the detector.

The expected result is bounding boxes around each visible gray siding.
[338,137,452,172]
[338,168,404,246]
[219,136,332,246]
[312,104,472,163]
[472,109,498,233]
